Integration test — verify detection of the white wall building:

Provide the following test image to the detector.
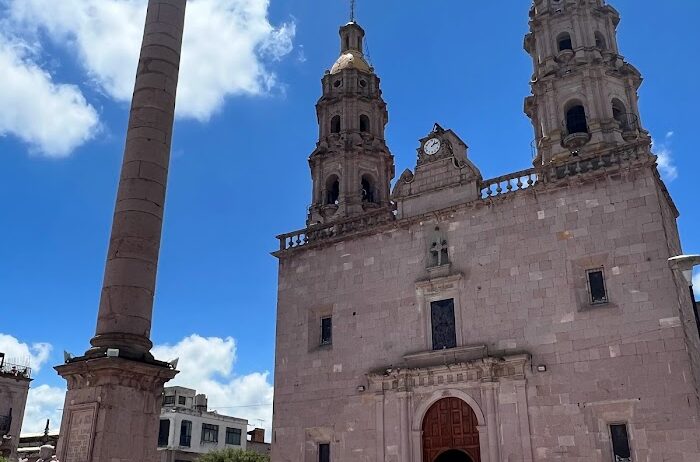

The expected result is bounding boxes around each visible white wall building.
[158,386,247,462]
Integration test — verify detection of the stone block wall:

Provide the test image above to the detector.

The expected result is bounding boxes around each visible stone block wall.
[272,164,700,461]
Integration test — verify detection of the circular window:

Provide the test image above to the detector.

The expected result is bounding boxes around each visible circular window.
[359,80,367,88]
[333,79,342,88]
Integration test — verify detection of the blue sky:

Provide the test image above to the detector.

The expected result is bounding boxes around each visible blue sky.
[1,0,699,437]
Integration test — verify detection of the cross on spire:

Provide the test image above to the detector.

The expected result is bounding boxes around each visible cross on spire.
[350,0,356,22]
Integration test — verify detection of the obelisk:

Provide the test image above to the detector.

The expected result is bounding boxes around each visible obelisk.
[55,1,186,461]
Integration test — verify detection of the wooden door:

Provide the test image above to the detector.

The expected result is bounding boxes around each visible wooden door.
[422,398,481,462]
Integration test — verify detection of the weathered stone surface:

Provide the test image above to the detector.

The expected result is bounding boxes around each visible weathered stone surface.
[55,2,185,462]
[55,358,177,462]
[90,0,186,358]
[272,2,700,460]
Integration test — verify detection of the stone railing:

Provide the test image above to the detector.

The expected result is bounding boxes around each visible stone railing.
[542,143,646,182]
[276,208,395,252]
[276,142,651,253]
[480,168,538,199]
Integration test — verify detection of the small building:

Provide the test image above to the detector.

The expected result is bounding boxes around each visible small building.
[246,428,271,457]
[157,386,248,462]
[17,422,60,462]
[0,352,32,461]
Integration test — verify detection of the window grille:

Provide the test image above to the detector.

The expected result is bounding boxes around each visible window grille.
[319,443,330,462]
[610,424,632,461]
[587,269,608,304]
[226,427,242,445]
[321,317,333,345]
[201,423,219,444]
[431,299,457,350]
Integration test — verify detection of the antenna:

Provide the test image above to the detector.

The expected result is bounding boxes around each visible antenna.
[350,0,356,22]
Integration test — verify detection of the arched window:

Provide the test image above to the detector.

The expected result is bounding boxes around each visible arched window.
[611,98,634,131]
[357,37,362,52]
[330,115,341,134]
[325,175,340,205]
[565,103,588,135]
[361,175,375,203]
[345,36,350,51]
[595,31,606,50]
[612,99,625,124]
[557,32,573,52]
[359,115,370,133]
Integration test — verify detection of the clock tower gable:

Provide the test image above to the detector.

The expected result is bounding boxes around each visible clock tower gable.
[392,124,482,219]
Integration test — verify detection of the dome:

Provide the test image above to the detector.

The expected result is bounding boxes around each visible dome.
[330,50,371,74]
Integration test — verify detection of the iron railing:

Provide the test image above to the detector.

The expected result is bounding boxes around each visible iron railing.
[562,114,591,149]
[0,361,31,379]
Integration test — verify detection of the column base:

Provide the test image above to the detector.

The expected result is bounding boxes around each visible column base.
[55,356,177,462]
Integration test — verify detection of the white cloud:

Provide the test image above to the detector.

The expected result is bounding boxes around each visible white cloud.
[23,385,66,435]
[653,131,678,182]
[0,34,99,157]
[153,334,274,441]
[0,334,52,373]
[1,334,273,439]
[0,334,64,434]
[8,0,296,122]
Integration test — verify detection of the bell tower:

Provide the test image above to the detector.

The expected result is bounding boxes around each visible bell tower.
[307,19,395,225]
[524,0,651,165]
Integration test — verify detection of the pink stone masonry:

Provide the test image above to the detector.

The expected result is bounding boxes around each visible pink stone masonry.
[89,0,187,359]
[55,2,186,462]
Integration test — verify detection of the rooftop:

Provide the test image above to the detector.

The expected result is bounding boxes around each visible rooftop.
[0,353,31,380]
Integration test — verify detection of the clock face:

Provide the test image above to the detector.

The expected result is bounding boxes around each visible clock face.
[424,138,441,155]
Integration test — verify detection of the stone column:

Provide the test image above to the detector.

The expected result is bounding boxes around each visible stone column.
[483,382,501,462]
[375,393,386,462]
[89,0,186,361]
[514,380,534,461]
[398,392,411,462]
[55,1,185,461]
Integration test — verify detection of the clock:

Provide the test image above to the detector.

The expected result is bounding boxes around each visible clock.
[424,137,441,155]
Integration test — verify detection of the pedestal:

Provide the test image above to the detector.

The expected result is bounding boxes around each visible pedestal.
[55,357,177,462]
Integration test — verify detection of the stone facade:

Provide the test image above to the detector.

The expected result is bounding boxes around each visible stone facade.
[0,354,31,461]
[272,2,700,462]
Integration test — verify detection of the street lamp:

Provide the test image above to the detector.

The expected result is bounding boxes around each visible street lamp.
[668,255,700,338]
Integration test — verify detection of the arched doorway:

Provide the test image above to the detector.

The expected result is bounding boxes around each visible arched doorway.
[435,449,473,462]
[422,398,481,462]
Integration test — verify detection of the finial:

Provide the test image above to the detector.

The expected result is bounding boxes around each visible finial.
[350,0,356,22]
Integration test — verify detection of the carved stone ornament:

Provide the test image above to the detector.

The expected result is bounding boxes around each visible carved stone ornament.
[56,357,177,393]
[367,353,530,393]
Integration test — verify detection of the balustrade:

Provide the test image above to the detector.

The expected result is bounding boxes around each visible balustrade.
[277,209,395,252]
[277,143,649,253]
[545,144,643,181]
[480,169,538,199]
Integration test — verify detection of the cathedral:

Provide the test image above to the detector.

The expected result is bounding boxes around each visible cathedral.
[271,1,700,461]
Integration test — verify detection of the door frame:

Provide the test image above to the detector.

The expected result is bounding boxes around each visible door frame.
[411,389,491,462]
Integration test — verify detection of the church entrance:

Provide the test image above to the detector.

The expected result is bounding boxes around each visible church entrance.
[422,398,481,462]
[434,449,473,462]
